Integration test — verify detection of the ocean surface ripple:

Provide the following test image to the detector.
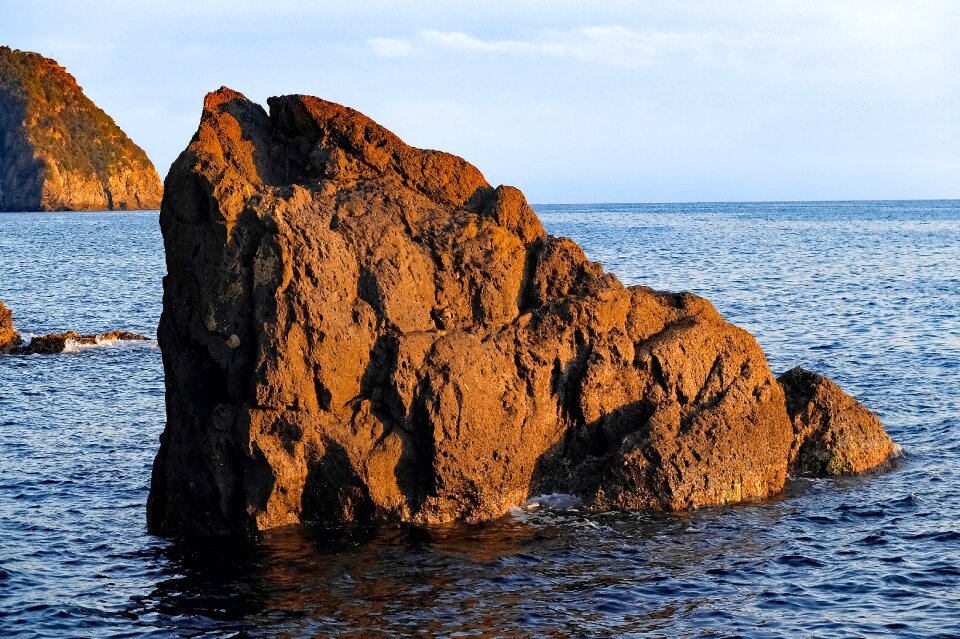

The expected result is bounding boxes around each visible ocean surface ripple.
[0,202,958,638]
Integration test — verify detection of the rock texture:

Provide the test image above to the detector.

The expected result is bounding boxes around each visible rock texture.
[779,367,896,476]
[148,88,896,537]
[0,301,22,352]
[0,47,162,212]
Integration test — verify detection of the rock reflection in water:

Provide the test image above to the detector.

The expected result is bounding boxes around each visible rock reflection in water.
[132,506,791,637]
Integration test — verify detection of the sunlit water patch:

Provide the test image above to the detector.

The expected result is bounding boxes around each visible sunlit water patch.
[0,203,958,637]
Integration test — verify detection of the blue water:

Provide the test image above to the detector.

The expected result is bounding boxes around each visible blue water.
[0,201,958,638]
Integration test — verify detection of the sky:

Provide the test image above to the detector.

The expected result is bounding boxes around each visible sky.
[2,0,958,203]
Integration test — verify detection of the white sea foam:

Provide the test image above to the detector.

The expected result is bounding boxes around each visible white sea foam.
[66,337,158,353]
[46,336,158,354]
[60,339,87,354]
[524,493,582,510]
[507,493,583,522]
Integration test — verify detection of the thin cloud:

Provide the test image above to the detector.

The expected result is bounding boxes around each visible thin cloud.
[368,37,418,58]
[369,26,796,69]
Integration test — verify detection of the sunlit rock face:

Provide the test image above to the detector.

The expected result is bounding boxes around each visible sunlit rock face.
[0,301,21,352]
[0,47,162,212]
[148,87,895,537]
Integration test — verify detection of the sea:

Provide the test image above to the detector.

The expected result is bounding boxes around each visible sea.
[0,201,958,638]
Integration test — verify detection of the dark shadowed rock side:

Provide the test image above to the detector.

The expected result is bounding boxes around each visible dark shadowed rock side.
[0,47,162,212]
[148,88,896,537]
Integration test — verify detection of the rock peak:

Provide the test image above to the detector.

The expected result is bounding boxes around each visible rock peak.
[203,86,249,111]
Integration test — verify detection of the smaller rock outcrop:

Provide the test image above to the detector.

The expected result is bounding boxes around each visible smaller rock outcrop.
[0,300,147,355]
[0,46,162,212]
[12,330,146,355]
[780,367,896,476]
[0,301,22,352]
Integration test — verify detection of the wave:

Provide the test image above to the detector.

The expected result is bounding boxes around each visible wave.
[60,337,158,353]
[524,493,582,510]
[15,332,158,354]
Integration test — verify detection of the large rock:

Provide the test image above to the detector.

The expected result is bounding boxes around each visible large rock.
[148,88,894,536]
[779,367,896,476]
[0,301,21,352]
[0,47,162,212]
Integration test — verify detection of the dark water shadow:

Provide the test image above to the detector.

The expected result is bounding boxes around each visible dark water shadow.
[127,518,563,637]
[125,502,803,638]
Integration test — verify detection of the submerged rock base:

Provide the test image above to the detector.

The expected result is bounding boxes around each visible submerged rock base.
[148,88,896,537]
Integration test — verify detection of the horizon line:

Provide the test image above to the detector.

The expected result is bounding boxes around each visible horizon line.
[530,197,960,207]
